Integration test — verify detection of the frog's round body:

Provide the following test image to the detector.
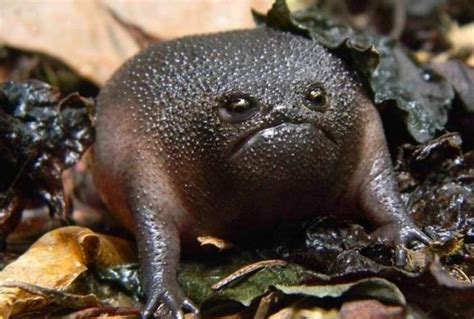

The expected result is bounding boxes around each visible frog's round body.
[92,28,428,318]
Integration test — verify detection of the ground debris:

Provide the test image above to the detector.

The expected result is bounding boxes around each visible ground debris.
[0,80,94,246]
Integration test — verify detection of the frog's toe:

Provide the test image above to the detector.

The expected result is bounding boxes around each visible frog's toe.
[140,290,199,319]
[393,224,431,267]
[372,221,431,267]
[399,225,431,246]
[183,298,200,316]
[140,293,159,319]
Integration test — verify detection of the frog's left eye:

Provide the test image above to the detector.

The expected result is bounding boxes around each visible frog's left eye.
[305,85,327,111]
[218,93,258,123]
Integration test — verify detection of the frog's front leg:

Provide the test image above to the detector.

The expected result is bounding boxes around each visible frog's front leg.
[354,112,430,266]
[132,202,199,319]
[359,153,430,266]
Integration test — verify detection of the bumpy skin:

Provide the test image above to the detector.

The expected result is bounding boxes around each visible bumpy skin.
[92,28,429,318]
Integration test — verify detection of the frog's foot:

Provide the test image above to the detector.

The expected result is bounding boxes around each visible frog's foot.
[141,287,200,319]
[371,221,431,267]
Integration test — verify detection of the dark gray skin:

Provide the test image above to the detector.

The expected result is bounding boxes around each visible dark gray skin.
[92,28,429,318]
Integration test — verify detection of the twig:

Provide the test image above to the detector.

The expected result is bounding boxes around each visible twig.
[211,259,288,291]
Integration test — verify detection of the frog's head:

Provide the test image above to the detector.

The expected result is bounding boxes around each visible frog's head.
[122,28,365,185]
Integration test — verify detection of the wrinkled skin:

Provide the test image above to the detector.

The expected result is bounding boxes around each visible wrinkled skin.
[92,28,429,318]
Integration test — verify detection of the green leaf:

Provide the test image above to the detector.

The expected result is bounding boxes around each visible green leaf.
[178,257,306,306]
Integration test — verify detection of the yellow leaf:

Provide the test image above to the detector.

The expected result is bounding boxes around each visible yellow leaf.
[0,226,136,318]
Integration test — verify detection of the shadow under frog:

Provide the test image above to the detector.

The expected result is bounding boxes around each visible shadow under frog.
[91,28,429,318]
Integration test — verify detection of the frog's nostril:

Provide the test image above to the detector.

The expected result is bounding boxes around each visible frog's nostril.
[271,104,291,120]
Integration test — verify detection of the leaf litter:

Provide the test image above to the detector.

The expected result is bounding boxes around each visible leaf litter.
[0,0,473,318]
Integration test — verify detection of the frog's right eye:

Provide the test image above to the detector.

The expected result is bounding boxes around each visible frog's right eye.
[218,93,258,123]
[304,85,327,111]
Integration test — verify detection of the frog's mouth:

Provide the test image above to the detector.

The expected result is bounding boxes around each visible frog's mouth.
[228,122,336,161]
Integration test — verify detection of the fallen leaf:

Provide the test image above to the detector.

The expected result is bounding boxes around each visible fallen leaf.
[0,80,94,244]
[430,60,474,112]
[0,0,139,85]
[0,226,136,318]
[339,299,405,319]
[269,306,338,319]
[0,0,275,85]
[197,235,234,251]
[447,22,474,52]
[275,278,406,306]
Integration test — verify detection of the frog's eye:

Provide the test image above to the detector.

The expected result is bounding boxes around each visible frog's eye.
[218,93,258,123]
[305,85,327,111]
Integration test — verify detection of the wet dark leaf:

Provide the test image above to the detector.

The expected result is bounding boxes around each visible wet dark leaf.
[395,133,474,242]
[367,44,454,142]
[95,264,144,301]
[0,80,94,243]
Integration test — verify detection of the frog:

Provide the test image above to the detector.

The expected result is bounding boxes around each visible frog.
[91,27,429,318]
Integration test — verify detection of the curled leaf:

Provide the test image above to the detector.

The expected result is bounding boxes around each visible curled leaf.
[0,226,136,318]
[276,277,406,306]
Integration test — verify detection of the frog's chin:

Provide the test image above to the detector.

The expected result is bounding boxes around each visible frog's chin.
[228,122,335,161]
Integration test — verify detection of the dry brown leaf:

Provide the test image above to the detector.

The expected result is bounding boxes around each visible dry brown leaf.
[339,300,405,319]
[0,0,275,85]
[432,22,474,66]
[197,235,234,251]
[448,22,474,51]
[0,0,140,85]
[269,306,339,319]
[0,226,136,318]
[254,291,280,319]
[102,0,275,41]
